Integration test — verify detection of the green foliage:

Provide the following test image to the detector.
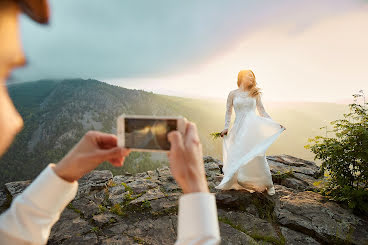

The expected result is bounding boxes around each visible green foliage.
[67,203,82,216]
[97,204,107,213]
[306,95,368,215]
[272,170,294,183]
[121,182,133,194]
[110,203,125,216]
[210,132,222,140]
[90,226,99,233]
[141,200,151,209]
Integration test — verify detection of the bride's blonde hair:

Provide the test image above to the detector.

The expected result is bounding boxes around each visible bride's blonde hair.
[237,70,261,97]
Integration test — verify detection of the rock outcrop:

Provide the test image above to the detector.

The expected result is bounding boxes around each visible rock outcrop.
[1,155,367,245]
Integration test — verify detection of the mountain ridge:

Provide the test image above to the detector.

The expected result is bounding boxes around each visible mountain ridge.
[1,78,347,185]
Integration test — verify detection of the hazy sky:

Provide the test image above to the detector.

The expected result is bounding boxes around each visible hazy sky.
[13,0,368,102]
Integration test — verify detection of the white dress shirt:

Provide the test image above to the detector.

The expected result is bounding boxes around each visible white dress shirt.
[0,164,220,244]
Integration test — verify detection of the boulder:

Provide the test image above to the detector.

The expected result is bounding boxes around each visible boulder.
[0,187,10,212]
[219,222,259,244]
[280,227,320,245]
[5,180,31,198]
[275,190,368,244]
[2,155,367,245]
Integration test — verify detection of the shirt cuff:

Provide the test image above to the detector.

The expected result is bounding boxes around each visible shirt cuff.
[177,192,220,241]
[21,163,78,214]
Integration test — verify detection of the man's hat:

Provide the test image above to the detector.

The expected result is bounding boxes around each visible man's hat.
[17,0,49,24]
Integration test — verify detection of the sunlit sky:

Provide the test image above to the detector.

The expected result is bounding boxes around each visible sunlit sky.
[13,0,368,102]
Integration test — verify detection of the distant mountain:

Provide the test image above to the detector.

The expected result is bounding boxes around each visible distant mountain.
[0,79,224,184]
[0,79,348,185]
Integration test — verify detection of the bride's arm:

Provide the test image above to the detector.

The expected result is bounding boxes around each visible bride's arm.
[256,95,272,119]
[224,91,234,130]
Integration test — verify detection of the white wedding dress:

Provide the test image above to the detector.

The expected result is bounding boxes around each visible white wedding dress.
[215,89,284,195]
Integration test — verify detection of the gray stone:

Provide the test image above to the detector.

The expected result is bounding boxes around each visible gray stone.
[281,227,320,245]
[49,209,95,244]
[218,209,280,241]
[130,188,165,204]
[275,190,368,244]
[268,155,321,178]
[5,180,31,197]
[112,175,129,185]
[79,170,113,189]
[0,187,10,212]
[123,216,177,245]
[92,213,119,227]
[203,155,221,164]
[4,154,367,244]
[99,235,137,245]
[219,222,258,245]
[70,197,100,219]
[75,170,113,199]
[126,179,158,194]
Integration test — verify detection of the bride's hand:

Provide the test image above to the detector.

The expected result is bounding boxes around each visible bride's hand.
[220,129,228,137]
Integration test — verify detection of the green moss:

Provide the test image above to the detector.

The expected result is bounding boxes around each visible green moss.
[124,192,134,202]
[151,205,178,217]
[273,170,294,182]
[132,236,145,244]
[98,204,107,213]
[219,216,285,245]
[121,182,133,193]
[110,203,125,216]
[345,225,354,243]
[108,180,117,187]
[109,217,117,224]
[67,203,82,216]
[141,200,151,209]
[251,197,275,222]
[145,176,152,180]
[91,226,99,233]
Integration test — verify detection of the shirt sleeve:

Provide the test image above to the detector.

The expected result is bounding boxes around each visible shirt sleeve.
[256,95,272,119]
[175,192,220,245]
[224,91,234,130]
[0,164,78,245]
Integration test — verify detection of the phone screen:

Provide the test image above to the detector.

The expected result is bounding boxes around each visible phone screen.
[124,118,178,150]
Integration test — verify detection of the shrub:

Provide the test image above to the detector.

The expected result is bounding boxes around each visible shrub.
[306,93,368,215]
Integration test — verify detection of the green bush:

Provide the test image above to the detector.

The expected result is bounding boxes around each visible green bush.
[306,93,368,216]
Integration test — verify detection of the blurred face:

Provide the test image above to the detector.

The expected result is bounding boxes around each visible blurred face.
[0,0,25,156]
[239,75,252,90]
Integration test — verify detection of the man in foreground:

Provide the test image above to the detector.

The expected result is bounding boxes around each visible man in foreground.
[0,0,220,244]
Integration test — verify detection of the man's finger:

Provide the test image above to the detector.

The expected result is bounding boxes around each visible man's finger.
[96,132,118,149]
[168,131,184,151]
[109,157,125,167]
[185,122,200,144]
[96,147,129,162]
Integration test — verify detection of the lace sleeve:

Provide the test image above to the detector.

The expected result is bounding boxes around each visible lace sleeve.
[256,95,272,119]
[224,91,234,130]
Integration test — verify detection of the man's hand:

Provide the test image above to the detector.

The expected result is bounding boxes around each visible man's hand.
[220,129,228,137]
[53,131,130,182]
[167,122,209,194]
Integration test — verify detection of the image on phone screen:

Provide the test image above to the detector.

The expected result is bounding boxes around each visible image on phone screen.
[124,118,177,151]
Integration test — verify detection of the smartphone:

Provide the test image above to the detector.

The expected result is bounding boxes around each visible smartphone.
[117,115,187,152]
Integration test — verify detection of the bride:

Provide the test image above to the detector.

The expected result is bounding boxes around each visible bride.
[215,70,285,195]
